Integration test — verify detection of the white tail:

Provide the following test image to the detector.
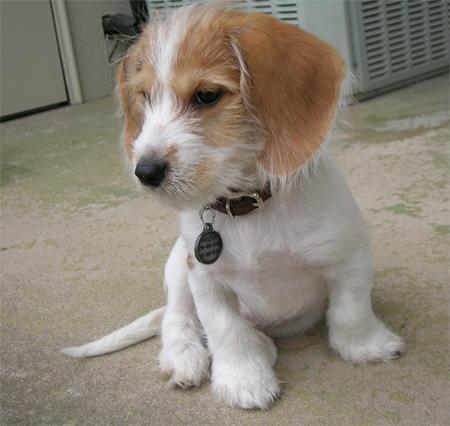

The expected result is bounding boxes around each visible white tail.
[62,306,166,358]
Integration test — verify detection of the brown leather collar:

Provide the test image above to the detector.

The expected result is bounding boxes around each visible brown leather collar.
[211,186,272,217]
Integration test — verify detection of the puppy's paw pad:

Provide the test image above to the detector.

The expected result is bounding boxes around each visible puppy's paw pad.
[213,364,280,409]
[332,327,406,364]
[159,342,210,388]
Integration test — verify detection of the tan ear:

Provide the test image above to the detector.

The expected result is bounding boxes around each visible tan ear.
[232,13,346,175]
[117,57,142,161]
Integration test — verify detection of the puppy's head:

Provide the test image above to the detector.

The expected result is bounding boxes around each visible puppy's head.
[118,6,345,209]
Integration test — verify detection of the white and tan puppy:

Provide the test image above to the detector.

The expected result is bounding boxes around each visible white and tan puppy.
[63,5,405,409]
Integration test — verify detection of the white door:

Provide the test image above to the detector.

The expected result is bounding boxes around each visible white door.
[0,0,67,118]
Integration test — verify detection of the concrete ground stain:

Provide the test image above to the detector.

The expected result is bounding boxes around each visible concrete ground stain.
[432,224,450,236]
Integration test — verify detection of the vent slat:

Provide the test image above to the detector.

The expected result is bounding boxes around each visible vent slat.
[429,16,444,24]
[369,71,388,79]
[387,15,404,24]
[362,0,380,11]
[386,3,402,12]
[392,67,407,73]
[410,51,427,59]
[410,33,426,41]
[367,48,385,58]
[365,15,383,24]
[365,31,385,41]
[410,39,426,47]
[364,21,385,32]
[388,38,407,46]
[430,34,446,42]
[367,44,386,53]
[368,56,388,66]
[391,63,408,70]
[388,27,407,36]
[370,64,386,73]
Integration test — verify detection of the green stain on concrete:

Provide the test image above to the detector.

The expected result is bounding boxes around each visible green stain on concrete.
[375,300,406,318]
[390,391,415,403]
[0,163,34,186]
[430,150,450,170]
[1,98,133,213]
[1,240,37,251]
[375,266,410,279]
[295,388,314,401]
[432,224,450,236]
[381,411,402,424]
[44,239,58,247]
[377,202,423,218]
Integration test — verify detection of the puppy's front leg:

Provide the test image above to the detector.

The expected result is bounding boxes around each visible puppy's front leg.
[189,270,279,409]
[326,249,406,363]
[159,238,209,387]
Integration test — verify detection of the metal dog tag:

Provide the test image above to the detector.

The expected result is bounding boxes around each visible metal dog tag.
[195,207,223,265]
[194,223,223,264]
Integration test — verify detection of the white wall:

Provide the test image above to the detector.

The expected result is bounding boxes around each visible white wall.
[300,0,353,71]
[299,0,355,95]
[65,0,131,102]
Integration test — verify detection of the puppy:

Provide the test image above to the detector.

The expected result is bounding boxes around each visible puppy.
[63,5,405,409]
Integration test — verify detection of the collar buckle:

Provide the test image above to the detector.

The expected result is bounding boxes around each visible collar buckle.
[225,192,265,218]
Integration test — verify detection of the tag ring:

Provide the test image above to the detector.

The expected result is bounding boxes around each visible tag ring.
[199,206,216,225]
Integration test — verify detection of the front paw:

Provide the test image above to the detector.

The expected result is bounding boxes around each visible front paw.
[212,358,280,409]
[159,340,210,388]
[330,323,406,364]
[258,330,278,367]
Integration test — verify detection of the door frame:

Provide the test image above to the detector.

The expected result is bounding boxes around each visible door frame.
[51,0,83,105]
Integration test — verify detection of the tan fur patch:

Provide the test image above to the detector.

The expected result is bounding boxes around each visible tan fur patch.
[165,145,178,163]
[117,31,156,160]
[187,254,194,270]
[227,13,346,175]
[117,60,140,159]
[169,15,243,148]
[191,160,213,187]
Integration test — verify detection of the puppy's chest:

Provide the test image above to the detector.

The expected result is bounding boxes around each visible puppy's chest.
[185,212,310,280]
[213,250,322,325]
[216,250,304,282]
[185,216,323,324]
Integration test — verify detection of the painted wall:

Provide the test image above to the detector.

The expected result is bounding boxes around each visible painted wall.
[299,0,355,95]
[65,0,131,102]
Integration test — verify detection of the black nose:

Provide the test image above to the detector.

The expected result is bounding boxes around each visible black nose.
[135,160,167,187]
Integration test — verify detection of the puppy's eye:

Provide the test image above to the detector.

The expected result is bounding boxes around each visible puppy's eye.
[193,90,222,106]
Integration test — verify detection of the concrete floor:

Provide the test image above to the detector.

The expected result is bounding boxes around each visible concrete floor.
[1,74,449,425]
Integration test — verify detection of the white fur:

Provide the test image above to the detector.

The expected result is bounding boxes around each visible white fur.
[62,307,165,357]
[63,6,405,410]
[159,238,210,388]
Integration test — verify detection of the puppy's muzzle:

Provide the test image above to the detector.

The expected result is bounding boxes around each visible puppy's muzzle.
[135,160,167,187]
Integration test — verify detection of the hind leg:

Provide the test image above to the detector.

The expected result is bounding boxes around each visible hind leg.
[159,237,209,387]
[326,249,405,363]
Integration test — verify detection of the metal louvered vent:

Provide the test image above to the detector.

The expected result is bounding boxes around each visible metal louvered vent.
[145,0,301,26]
[349,0,449,94]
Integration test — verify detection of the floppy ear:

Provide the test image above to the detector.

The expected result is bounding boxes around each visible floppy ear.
[232,14,346,175]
